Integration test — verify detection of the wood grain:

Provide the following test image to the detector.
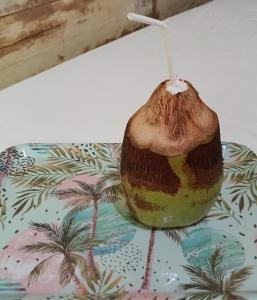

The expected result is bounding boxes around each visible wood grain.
[0,0,210,90]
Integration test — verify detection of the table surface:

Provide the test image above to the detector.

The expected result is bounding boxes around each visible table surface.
[0,0,256,154]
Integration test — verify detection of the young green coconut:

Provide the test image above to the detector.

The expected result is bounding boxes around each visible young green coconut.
[120,80,223,228]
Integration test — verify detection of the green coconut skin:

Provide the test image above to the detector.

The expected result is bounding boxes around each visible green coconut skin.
[120,81,224,228]
[121,163,223,228]
[121,130,224,228]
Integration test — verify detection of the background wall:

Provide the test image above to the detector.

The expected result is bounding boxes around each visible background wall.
[0,0,210,90]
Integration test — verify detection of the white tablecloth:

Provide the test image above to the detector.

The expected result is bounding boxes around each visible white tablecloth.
[0,0,256,153]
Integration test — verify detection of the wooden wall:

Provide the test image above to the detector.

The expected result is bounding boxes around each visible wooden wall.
[0,0,210,90]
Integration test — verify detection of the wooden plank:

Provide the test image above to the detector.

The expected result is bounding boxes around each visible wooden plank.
[0,0,61,17]
[0,0,211,90]
[0,0,150,89]
[0,0,96,49]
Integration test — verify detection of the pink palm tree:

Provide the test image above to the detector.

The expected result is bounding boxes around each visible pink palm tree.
[140,227,189,291]
[21,219,101,295]
[55,180,118,279]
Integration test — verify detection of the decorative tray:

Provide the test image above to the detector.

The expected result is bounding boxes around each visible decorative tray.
[0,142,256,300]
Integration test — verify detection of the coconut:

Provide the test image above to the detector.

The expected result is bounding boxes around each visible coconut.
[120,80,223,228]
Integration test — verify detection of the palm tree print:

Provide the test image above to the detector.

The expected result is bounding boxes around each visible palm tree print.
[74,266,127,300]
[20,219,102,295]
[0,142,255,298]
[140,227,189,291]
[179,247,254,300]
[0,189,7,229]
[100,157,122,196]
[141,228,156,290]
[55,180,118,279]
[10,144,114,216]
[224,143,257,212]
[207,195,241,225]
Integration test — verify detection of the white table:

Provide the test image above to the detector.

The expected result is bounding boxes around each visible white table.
[0,0,256,153]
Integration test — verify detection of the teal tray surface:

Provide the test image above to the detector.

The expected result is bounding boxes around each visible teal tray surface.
[0,142,256,300]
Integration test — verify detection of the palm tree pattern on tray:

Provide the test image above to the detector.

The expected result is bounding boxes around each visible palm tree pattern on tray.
[179,247,253,300]
[55,179,118,279]
[0,142,255,299]
[21,218,102,294]
[74,266,127,300]
[223,143,257,212]
[10,144,116,216]
[140,227,190,291]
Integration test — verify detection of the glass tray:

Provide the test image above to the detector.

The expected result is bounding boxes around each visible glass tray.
[0,142,256,300]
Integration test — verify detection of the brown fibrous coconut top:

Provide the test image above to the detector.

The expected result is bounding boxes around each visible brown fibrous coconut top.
[126,80,219,156]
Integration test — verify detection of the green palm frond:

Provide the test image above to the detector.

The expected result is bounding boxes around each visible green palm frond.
[95,180,109,195]
[93,143,119,163]
[205,248,225,285]
[10,144,120,216]
[24,219,93,253]
[48,145,92,163]
[55,186,93,218]
[55,188,92,200]
[224,266,254,292]
[11,164,76,188]
[75,267,127,300]
[100,158,121,196]
[224,158,256,183]
[71,253,87,279]
[12,186,56,217]
[0,195,7,230]
[29,143,55,154]
[69,233,103,252]
[59,256,75,287]
[103,184,122,197]
[10,145,106,216]
[208,196,241,224]
[162,228,189,245]
[101,163,120,181]
[208,247,224,274]
[27,254,55,286]
[180,248,225,293]
[227,178,257,211]
[60,220,102,252]
[63,197,92,210]
[29,222,62,241]
[226,143,256,162]
[47,145,105,176]
[57,179,118,221]
[180,265,222,293]
[82,238,104,251]
[61,218,88,244]
[21,219,100,288]
[73,180,106,198]
[63,204,91,221]
[180,247,254,299]
[101,193,120,203]
[21,242,62,254]
[61,217,76,235]
[101,161,120,181]
[101,170,121,183]
[73,181,98,197]
[108,144,121,159]
[11,175,71,217]
[223,143,257,213]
